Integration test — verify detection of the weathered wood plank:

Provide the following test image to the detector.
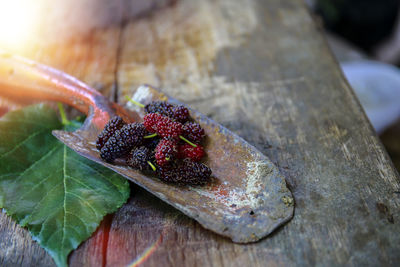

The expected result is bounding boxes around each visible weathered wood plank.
[0,212,55,267]
[1,0,399,266]
[114,0,400,266]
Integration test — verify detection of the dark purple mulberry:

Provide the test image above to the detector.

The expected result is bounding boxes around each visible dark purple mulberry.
[156,164,179,183]
[100,135,126,163]
[144,101,174,118]
[145,136,161,151]
[173,105,189,122]
[157,159,211,185]
[182,122,205,143]
[100,123,147,162]
[118,123,148,147]
[145,101,190,122]
[177,159,211,185]
[96,116,125,150]
[127,146,153,171]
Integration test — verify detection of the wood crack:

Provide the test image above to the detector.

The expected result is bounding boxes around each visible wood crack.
[101,214,114,267]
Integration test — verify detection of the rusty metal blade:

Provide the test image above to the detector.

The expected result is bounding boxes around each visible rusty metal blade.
[53,84,294,243]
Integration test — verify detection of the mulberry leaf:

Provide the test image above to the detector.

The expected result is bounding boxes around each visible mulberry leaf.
[0,104,130,267]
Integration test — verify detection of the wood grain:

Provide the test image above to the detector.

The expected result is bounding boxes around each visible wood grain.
[1,0,399,266]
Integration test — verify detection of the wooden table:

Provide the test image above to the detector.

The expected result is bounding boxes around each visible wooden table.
[1,0,399,266]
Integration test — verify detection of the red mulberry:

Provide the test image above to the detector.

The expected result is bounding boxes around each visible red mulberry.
[144,113,183,138]
[143,113,161,133]
[156,117,182,138]
[155,138,178,166]
[178,144,205,161]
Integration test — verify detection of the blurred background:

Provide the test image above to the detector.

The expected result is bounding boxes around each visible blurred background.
[0,0,399,171]
[307,0,400,171]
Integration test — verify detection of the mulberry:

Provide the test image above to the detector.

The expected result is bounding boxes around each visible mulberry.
[118,123,147,147]
[96,116,125,150]
[100,123,147,162]
[143,113,162,133]
[157,164,179,183]
[177,159,211,185]
[156,117,182,138]
[127,146,153,171]
[182,122,204,143]
[145,101,174,117]
[145,101,189,122]
[178,144,205,161]
[144,113,183,138]
[157,159,211,185]
[98,99,211,187]
[173,105,189,122]
[155,138,178,166]
[145,136,161,151]
[100,135,126,163]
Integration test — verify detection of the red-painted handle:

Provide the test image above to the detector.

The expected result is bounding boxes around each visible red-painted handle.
[0,51,103,112]
[0,51,131,128]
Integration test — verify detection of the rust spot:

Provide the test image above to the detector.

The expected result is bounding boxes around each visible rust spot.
[211,183,229,197]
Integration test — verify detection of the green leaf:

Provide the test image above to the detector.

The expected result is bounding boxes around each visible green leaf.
[0,104,130,267]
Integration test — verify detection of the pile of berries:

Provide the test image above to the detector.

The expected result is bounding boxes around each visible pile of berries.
[96,101,211,185]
